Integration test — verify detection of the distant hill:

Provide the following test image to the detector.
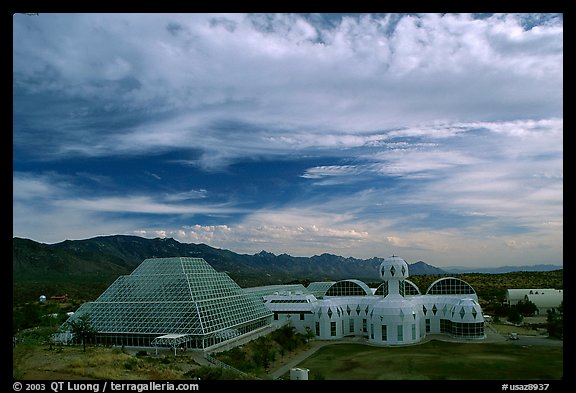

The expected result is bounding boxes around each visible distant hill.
[410,261,447,275]
[13,235,446,303]
[443,264,563,274]
[13,235,561,304]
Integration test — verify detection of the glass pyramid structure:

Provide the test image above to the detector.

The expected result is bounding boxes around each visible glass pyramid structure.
[59,257,272,349]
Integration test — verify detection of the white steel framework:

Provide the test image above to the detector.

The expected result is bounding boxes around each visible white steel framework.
[59,257,272,350]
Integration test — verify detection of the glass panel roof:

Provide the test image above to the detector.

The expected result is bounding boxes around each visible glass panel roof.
[64,257,271,337]
[306,282,335,298]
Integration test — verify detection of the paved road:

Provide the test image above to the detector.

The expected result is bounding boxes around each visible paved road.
[501,335,563,347]
[484,322,563,346]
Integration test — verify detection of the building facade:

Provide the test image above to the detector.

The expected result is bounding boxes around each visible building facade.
[57,255,484,351]
[263,256,485,345]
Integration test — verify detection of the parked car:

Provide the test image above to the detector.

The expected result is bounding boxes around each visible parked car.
[508,332,519,340]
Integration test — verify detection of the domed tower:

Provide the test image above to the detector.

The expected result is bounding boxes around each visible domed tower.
[379,255,409,297]
[370,255,422,345]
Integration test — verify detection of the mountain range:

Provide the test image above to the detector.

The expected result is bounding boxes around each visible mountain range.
[12,234,562,303]
[442,265,563,274]
[13,234,445,282]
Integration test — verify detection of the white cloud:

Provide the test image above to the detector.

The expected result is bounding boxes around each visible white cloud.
[132,208,372,257]
[12,172,61,200]
[300,165,363,185]
[12,14,563,267]
[163,189,208,201]
[128,198,563,267]
[14,13,562,161]
[12,172,241,243]
[53,196,240,215]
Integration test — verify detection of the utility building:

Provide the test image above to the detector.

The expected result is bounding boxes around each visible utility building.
[506,288,563,313]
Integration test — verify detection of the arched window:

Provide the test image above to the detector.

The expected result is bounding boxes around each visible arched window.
[425,277,476,295]
[374,282,388,297]
[401,280,421,296]
[325,280,372,296]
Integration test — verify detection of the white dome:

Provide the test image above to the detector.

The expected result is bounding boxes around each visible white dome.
[370,296,417,318]
[379,255,409,280]
[449,298,484,323]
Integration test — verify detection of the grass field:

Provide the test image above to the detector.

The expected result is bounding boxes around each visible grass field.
[286,340,563,380]
[14,338,562,381]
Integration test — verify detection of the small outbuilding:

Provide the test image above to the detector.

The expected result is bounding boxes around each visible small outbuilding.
[290,368,309,380]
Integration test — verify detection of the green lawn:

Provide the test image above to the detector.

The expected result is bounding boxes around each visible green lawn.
[288,340,563,380]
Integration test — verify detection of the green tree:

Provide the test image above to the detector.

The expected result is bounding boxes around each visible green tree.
[546,307,563,339]
[13,303,42,333]
[507,307,523,325]
[304,326,315,340]
[516,299,538,317]
[251,336,276,372]
[65,314,97,352]
[272,325,297,351]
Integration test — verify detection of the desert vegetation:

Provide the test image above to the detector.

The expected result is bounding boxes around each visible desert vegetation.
[13,343,200,380]
[212,325,313,378]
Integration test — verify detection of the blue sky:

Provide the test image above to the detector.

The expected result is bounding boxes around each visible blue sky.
[12,13,563,268]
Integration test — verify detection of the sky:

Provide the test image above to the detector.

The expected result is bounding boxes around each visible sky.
[12,13,563,268]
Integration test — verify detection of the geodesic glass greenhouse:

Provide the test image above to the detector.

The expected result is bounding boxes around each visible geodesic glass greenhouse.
[58,257,272,350]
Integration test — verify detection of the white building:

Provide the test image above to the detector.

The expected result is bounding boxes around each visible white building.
[58,255,484,350]
[263,256,485,345]
[506,288,563,313]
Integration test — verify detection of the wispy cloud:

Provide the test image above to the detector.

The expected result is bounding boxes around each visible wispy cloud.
[13,13,563,267]
[13,172,244,242]
[14,14,562,161]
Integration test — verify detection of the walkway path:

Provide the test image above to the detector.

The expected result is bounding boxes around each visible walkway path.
[270,340,338,380]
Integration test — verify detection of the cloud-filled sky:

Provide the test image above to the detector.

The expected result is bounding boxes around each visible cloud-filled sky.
[12,13,563,268]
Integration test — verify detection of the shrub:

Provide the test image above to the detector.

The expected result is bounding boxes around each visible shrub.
[123,357,142,370]
[186,366,223,380]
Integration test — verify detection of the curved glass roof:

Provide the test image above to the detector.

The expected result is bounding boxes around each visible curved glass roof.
[425,277,476,295]
[325,279,372,296]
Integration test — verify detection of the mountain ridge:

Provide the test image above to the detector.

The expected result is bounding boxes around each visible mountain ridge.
[13,235,445,284]
[13,234,562,277]
[13,235,562,303]
[443,264,563,274]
